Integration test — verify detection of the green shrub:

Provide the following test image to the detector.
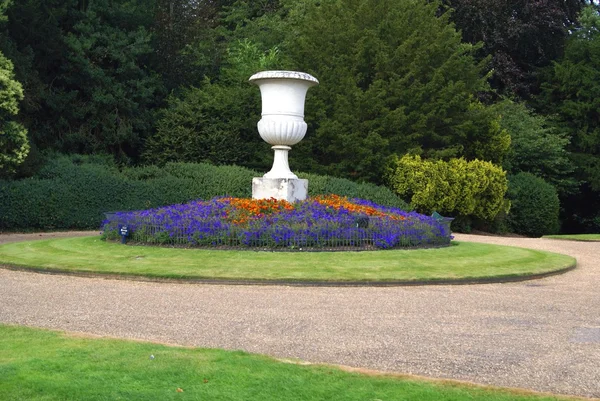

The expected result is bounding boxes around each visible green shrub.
[163,163,254,198]
[386,155,509,221]
[120,165,170,181]
[1,164,129,230]
[0,158,408,231]
[506,173,560,237]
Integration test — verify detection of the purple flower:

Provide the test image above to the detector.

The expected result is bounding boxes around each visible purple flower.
[101,197,451,250]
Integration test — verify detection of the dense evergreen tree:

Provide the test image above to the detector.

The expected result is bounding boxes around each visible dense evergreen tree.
[538,5,600,190]
[143,39,281,169]
[285,0,509,183]
[442,0,588,99]
[536,4,600,232]
[494,100,576,195]
[152,0,233,90]
[218,0,287,48]
[2,0,163,162]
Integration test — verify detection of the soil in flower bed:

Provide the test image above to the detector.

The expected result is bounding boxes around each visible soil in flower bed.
[102,195,451,251]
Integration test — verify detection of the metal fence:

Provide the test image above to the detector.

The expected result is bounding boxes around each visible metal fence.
[103,215,452,251]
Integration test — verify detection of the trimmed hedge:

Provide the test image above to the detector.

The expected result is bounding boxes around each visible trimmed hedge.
[0,158,408,230]
[506,172,560,237]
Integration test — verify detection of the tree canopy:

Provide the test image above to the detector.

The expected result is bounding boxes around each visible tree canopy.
[3,0,163,162]
[284,0,509,182]
[0,0,599,232]
[0,0,28,175]
[537,5,600,191]
[442,0,588,99]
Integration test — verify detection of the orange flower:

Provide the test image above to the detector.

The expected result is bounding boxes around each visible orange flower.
[312,195,405,221]
[218,195,404,226]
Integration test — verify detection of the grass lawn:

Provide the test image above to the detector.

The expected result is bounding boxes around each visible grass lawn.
[0,324,581,401]
[0,236,575,283]
[543,234,600,242]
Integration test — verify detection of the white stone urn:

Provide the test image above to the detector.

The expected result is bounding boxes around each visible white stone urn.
[249,71,319,179]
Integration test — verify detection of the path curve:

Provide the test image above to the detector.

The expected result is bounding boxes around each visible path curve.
[0,232,599,398]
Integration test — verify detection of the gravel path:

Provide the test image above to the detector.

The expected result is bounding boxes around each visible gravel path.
[0,232,599,398]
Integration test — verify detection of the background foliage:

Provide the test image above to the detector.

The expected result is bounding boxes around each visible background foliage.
[506,172,561,237]
[285,0,510,183]
[386,154,509,221]
[494,100,576,196]
[0,51,27,175]
[0,0,28,176]
[442,0,587,99]
[0,155,408,230]
[0,0,599,236]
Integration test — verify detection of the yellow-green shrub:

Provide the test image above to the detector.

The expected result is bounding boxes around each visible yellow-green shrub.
[386,155,509,220]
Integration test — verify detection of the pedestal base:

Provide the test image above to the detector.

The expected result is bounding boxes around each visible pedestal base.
[252,177,308,202]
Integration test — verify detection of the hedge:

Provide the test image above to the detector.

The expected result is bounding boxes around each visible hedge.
[0,158,408,230]
[506,172,560,237]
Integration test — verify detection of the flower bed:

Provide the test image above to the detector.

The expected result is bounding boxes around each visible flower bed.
[101,195,451,250]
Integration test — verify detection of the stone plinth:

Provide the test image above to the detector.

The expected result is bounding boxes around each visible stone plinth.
[252,177,308,202]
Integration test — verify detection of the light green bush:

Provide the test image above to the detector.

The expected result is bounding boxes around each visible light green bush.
[386,154,509,220]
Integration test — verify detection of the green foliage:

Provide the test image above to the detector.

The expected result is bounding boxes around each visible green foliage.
[152,0,226,90]
[0,156,407,230]
[59,9,162,159]
[142,40,281,170]
[442,0,586,98]
[285,0,509,182]
[386,154,509,220]
[494,100,576,195]
[218,0,288,50]
[142,81,262,167]
[0,0,27,175]
[0,0,10,22]
[3,0,163,162]
[537,5,600,191]
[506,172,560,237]
[0,50,28,175]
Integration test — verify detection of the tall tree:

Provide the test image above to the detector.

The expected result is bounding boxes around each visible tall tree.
[0,0,28,175]
[143,39,281,169]
[538,5,600,191]
[285,0,509,183]
[152,0,234,90]
[494,100,576,195]
[536,4,600,232]
[3,0,163,162]
[442,0,588,99]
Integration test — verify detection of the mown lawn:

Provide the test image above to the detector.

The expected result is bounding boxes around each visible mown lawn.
[543,234,600,242]
[0,325,580,401]
[0,236,575,283]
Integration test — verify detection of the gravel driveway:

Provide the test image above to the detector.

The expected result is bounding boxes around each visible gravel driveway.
[0,232,598,398]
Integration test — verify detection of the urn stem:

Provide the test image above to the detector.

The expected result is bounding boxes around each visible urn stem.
[264,146,297,179]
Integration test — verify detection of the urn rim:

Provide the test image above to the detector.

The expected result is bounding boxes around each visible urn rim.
[249,70,319,85]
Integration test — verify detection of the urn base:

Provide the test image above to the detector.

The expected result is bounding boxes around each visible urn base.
[252,177,308,203]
